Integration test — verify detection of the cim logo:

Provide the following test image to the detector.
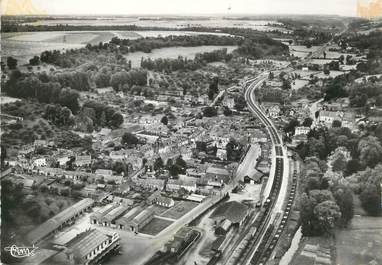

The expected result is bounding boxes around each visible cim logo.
[4,245,38,258]
[357,0,382,19]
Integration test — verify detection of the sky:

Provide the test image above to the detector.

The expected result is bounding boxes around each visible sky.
[2,0,361,16]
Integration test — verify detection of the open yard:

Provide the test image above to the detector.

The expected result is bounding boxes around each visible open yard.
[336,216,382,265]
[159,200,199,220]
[290,236,334,265]
[140,217,174,236]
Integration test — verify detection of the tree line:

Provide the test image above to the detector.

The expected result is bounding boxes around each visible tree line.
[109,34,241,53]
[141,48,232,72]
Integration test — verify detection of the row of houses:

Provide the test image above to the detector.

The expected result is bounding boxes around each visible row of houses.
[32,167,125,184]
[132,165,232,192]
[318,110,356,130]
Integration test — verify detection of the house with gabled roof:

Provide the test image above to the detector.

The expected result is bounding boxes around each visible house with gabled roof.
[115,206,142,230]
[127,206,154,233]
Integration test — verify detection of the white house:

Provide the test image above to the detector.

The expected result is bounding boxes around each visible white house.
[216,149,227,160]
[96,169,113,177]
[33,158,47,167]
[268,105,281,118]
[57,156,71,167]
[295,126,310,135]
[223,97,235,109]
[74,155,92,167]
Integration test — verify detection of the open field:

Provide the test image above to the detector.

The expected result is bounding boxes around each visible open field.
[289,45,322,58]
[336,216,382,265]
[140,217,174,236]
[290,236,334,265]
[2,31,237,65]
[314,70,346,79]
[159,201,199,220]
[292,79,309,90]
[1,39,84,65]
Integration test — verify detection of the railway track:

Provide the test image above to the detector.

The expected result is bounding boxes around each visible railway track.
[251,159,298,265]
[227,76,286,265]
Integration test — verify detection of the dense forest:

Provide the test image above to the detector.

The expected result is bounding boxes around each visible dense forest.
[140,48,233,72]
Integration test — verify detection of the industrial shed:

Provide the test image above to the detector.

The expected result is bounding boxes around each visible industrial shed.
[26,198,94,245]
[99,205,129,227]
[127,206,154,233]
[115,206,142,230]
[90,204,118,225]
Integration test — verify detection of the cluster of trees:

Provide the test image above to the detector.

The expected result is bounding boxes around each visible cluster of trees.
[3,74,81,113]
[297,124,382,219]
[349,80,382,108]
[300,158,354,236]
[82,101,124,129]
[236,35,288,59]
[109,69,147,91]
[55,131,93,150]
[234,95,247,111]
[226,138,245,161]
[296,127,355,162]
[141,56,201,72]
[141,49,231,72]
[2,179,80,226]
[6,56,18,69]
[1,179,80,259]
[323,74,350,101]
[2,71,124,131]
[284,118,300,136]
[208,77,219,100]
[29,55,40,66]
[38,45,127,68]
[347,165,382,216]
[297,124,382,172]
[121,132,140,147]
[347,31,382,74]
[153,155,187,177]
[282,18,333,46]
[54,71,91,91]
[203,106,218,117]
[44,104,74,127]
[40,50,80,68]
[90,159,131,176]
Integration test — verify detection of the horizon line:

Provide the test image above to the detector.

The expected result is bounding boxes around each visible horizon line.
[1,13,357,18]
